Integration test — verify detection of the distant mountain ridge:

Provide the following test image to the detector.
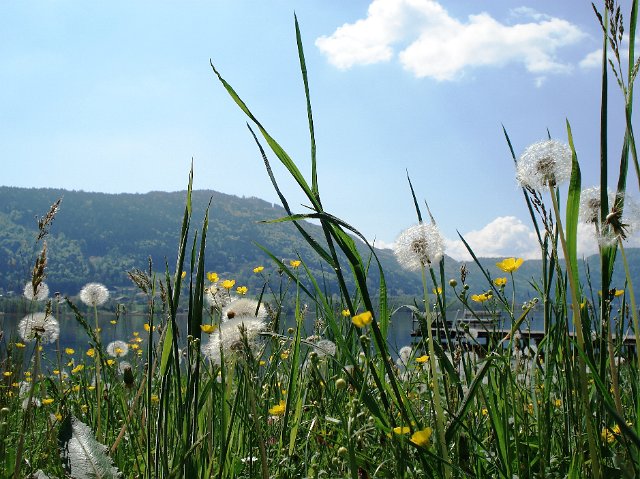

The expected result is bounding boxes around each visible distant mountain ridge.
[0,186,638,304]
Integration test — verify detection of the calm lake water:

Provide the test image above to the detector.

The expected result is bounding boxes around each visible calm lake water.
[0,306,550,365]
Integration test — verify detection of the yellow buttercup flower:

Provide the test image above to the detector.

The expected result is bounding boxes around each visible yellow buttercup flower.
[415,355,429,363]
[269,400,287,416]
[289,260,301,269]
[144,323,156,332]
[393,426,411,435]
[496,257,524,273]
[86,348,95,357]
[207,272,219,283]
[110,320,117,325]
[352,311,373,328]
[410,427,433,447]
[614,289,624,297]
[601,427,616,444]
[3,371,12,377]
[65,348,75,355]
[471,293,492,303]
[236,286,248,295]
[493,277,507,287]
[253,266,264,274]
[200,324,217,334]
[341,309,351,317]
[71,364,84,374]
[106,359,115,366]
[42,398,54,406]
[280,350,290,360]
[222,279,236,290]
[15,342,26,349]
[181,271,187,279]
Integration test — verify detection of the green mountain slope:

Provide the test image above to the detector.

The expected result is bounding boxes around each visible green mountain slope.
[0,186,637,304]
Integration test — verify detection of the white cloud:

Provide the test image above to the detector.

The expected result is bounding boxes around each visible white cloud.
[579,49,602,69]
[445,216,539,261]
[316,0,586,81]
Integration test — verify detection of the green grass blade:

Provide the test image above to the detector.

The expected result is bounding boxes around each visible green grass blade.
[565,120,581,295]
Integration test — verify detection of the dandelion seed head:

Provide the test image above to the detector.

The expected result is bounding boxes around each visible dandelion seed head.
[106,340,129,358]
[23,282,49,301]
[222,298,267,323]
[79,282,109,307]
[202,315,267,365]
[18,312,59,343]
[204,285,231,309]
[314,339,336,358]
[394,223,445,271]
[516,139,572,190]
[118,361,132,375]
[396,346,413,368]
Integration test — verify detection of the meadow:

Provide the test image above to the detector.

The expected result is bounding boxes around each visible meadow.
[2,2,640,477]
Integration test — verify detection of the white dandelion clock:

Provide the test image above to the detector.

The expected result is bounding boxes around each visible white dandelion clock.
[221,298,267,322]
[516,139,572,190]
[106,340,129,358]
[394,223,445,271]
[204,285,231,310]
[579,187,615,225]
[314,339,336,358]
[79,283,109,307]
[23,281,49,301]
[18,312,60,343]
[202,315,267,365]
[396,346,413,368]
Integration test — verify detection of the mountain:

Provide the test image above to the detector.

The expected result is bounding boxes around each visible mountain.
[0,186,637,305]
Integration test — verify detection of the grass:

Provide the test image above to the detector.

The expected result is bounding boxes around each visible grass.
[2,2,640,477]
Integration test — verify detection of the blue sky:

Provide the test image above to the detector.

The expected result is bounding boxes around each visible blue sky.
[2,1,638,260]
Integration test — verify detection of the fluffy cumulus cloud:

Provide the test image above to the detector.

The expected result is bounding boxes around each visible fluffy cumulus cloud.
[445,216,539,261]
[316,0,586,81]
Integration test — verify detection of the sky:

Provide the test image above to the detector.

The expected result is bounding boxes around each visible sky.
[2,0,640,261]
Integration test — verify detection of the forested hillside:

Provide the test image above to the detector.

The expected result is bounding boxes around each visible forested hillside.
[0,186,638,304]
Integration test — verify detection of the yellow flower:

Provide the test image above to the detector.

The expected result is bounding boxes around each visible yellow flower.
[42,398,54,406]
[207,272,219,283]
[15,342,26,349]
[494,277,507,287]
[55,412,62,421]
[181,271,187,279]
[393,426,411,435]
[3,371,12,377]
[341,309,351,317]
[65,348,75,355]
[289,260,301,269]
[432,287,442,295]
[554,399,562,408]
[471,293,492,303]
[106,359,115,366]
[259,360,266,366]
[71,364,84,374]
[222,279,236,290]
[602,427,616,444]
[144,323,156,332]
[86,348,95,357]
[481,408,488,416]
[280,350,290,360]
[110,320,117,325]
[352,311,373,328]
[130,343,140,350]
[151,394,160,404]
[133,331,139,337]
[496,257,524,273]
[236,286,248,295]
[269,400,287,416]
[415,355,429,363]
[614,289,624,297]
[410,427,433,447]
[200,324,217,334]
[253,266,264,274]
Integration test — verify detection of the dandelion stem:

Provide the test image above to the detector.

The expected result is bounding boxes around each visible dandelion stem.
[421,265,450,478]
[549,186,601,478]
